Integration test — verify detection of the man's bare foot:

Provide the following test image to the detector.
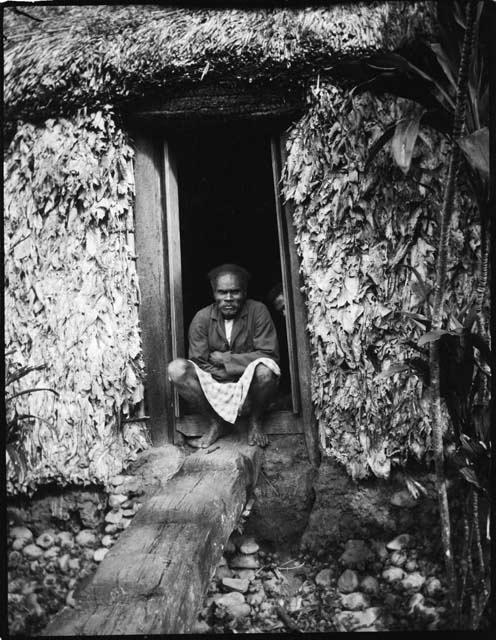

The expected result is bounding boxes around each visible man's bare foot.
[248,420,268,447]
[197,420,223,449]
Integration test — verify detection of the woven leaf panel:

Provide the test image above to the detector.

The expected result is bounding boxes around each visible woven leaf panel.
[282,84,480,480]
[4,108,148,495]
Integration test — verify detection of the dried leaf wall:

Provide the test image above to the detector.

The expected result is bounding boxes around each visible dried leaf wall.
[4,108,148,495]
[282,84,480,479]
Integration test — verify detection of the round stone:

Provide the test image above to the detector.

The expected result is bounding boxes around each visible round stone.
[390,550,407,567]
[12,538,28,551]
[405,559,417,572]
[401,572,426,592]
[334,606,381,632]
[23,544,43,559]
[108,494,128,509]
[94,548,109,562]
[10,526,33,544]
[43,546,60,559]
[101,535,115,548]
[315,568,333,587]
[43,574,58,589]
[58,554,71,572]
[337,569,359,594]
[56,532,75,548]
[340,591,370,611]
[408,592,424,613]
[228,603,251,619]
[76,530,97,547]
[105,511,123,525]
[424,576,443,598]
[386,534,414,551]
[222,577,249,593]
[36,532,56,549]
[105,524,119,534]
[230,554,259,569]
[382,567,405,583]
[240,539,259,555]
[8,550,23,567]
[68,558,80,571]
[360,576,379,596]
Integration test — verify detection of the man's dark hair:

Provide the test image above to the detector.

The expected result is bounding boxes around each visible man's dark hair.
[208,264,251,290]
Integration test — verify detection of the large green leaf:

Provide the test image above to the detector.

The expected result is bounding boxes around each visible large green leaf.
[418,329,455,347]
[459,127,489,180]
[391,109,425,174]
[430,43,456,91]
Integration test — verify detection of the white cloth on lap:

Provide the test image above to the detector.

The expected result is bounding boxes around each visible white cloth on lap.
[190,357,280,423]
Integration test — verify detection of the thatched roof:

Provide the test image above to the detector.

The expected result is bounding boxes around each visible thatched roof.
[4,3,436,124]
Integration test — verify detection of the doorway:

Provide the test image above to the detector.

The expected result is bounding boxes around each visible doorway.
[170,125,292,414]
[133,119,315,449]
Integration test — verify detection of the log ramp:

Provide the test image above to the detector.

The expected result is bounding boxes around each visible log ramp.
[43,435,261,635]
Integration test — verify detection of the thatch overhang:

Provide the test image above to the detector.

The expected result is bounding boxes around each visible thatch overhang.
[4,2,437,126]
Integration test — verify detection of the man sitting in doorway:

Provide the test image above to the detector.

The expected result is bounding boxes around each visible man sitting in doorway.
[167,264,280,448]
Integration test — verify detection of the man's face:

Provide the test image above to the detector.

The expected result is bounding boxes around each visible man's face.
[213,273,247,319]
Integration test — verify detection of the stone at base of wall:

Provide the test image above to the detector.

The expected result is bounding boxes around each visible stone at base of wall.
[301,458,401,550]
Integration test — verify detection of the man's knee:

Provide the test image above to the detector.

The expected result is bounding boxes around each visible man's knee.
[168,358,191,383]
[253,363,276,386]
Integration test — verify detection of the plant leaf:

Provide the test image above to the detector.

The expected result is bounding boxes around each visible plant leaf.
[458,127,489,180]
[364,123,397,172]
[418,330,454,346]
[391,109,425,174]
[458,467,481,490]
[429,43,456,90]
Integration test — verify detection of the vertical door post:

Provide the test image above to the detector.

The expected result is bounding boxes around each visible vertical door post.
[276,133,321,467]
[270,137,301,415]
[133,131,174,444]
[163,140,184,421]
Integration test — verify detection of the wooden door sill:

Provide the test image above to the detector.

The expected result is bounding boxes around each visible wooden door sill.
[176,409,303,437]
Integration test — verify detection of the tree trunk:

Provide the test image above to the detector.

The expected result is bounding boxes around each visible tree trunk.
[428,0,477,604]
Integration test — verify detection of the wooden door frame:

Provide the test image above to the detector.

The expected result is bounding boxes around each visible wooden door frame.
[133,123,320,465]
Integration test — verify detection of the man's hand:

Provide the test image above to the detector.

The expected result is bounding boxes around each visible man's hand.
[209,351,227,367]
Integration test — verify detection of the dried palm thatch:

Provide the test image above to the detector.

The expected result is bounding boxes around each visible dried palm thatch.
[5,108,148,495]
[283,84,480,479]
[4,3,436,124]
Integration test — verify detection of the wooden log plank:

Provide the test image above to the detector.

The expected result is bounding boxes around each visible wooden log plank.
[43,439,261,636]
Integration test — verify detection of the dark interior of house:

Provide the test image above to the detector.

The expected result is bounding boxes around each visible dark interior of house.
[172,124,291,410]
